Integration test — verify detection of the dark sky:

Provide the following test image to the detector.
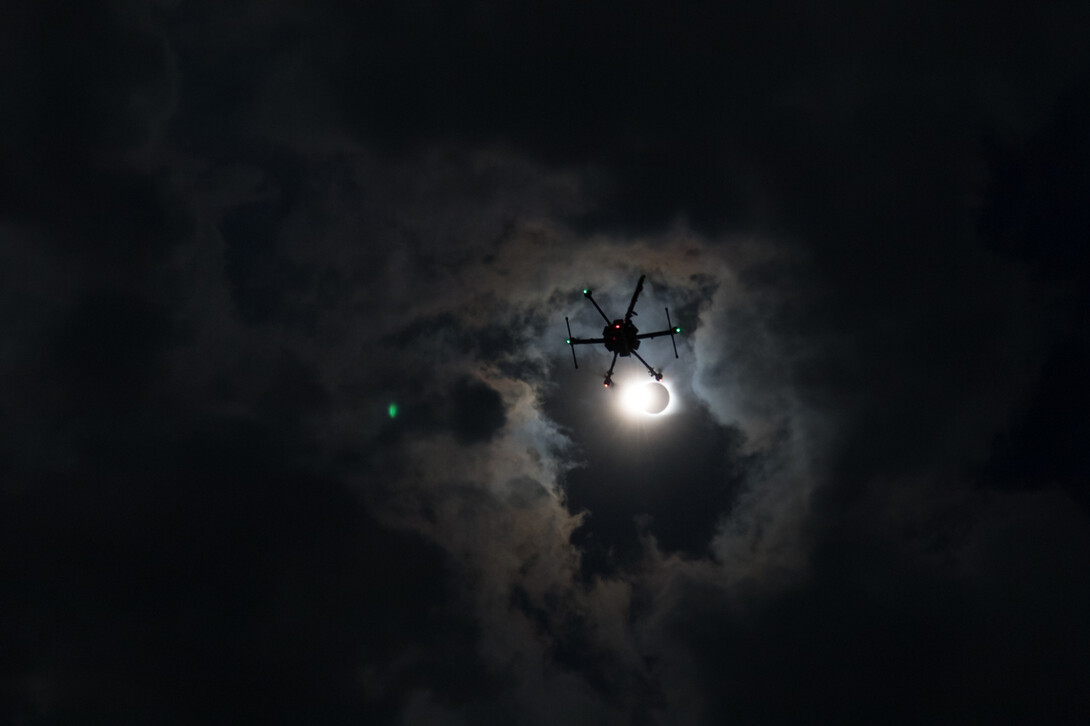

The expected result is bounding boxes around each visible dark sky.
[4,1,1090,723]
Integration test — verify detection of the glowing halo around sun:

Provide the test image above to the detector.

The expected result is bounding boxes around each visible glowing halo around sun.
[620,379,673,417]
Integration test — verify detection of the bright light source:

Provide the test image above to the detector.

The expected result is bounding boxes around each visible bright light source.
[387,403,398,419]
[566,338,571,344]
[675,327,681,333]
[620,381,671,417]
[583,289,588,294]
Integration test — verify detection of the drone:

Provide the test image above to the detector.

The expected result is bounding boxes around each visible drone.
[565,274,681,388]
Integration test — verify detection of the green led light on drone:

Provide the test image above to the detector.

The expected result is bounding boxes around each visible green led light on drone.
[387,403,398,419]
[675,327,681,333]
[583,288,588,294]
[566,338,571,344]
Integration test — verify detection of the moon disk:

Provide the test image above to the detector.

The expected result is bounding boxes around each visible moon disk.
[624,381,671,415]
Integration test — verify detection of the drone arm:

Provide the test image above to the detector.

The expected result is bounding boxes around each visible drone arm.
[624,274,646,322]
[631,350,663,381]
[583,290,612,324]
[635,309,681,358]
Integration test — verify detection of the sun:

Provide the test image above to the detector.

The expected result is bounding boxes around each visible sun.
[620,380,673,417]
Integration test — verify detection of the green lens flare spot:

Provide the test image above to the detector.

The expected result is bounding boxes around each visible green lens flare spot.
[387,403,398,419]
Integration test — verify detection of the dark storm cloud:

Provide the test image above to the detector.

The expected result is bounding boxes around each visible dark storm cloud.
[379,373,507,446]
[976,75,1090,510]
[2,6,473,721]
[307,1,760,233]
[0,1,175,153]
[5,0,1090,723]
[312,1,1090,236]
[1,413,487,722]
[638,489,1090,724]
[0,0,180,245]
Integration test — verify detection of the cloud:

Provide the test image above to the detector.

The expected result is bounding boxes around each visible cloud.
[4,1,1090,722]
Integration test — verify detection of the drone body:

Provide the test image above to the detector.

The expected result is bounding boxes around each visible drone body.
[601,317,640,356]
[565,275,681,387]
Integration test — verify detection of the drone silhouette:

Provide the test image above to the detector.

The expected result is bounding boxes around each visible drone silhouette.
[565,275,681,388]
